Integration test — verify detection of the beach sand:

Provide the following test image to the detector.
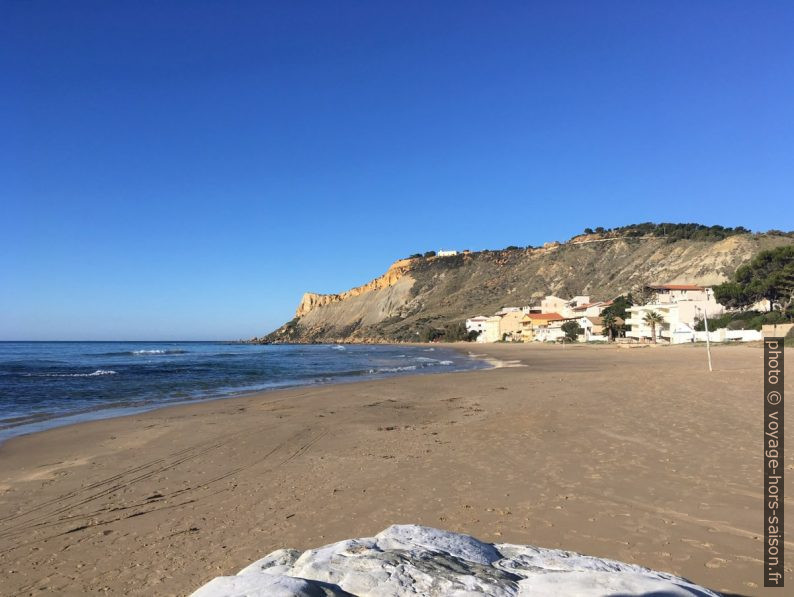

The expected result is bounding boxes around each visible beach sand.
[0,343,791,596]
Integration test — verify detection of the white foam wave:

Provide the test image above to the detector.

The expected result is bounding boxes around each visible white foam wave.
[371,365,418,373]
[27,369,118,378]
[372,359,454,374]
[331,345,346,351]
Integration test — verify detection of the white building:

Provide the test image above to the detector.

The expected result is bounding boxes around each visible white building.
[626,284,725,343]
[540,295,593,318]
[540,295,568,315]
[571,300,613,318]
[626,304,679,342]
[668,324,763,344]
[469,310,526,343]
[569,296,592,309]
[626,288,724,343]
[465,316,489,337]
[647,284,710,304]
[478,316,503,343]
[438,249,458,257]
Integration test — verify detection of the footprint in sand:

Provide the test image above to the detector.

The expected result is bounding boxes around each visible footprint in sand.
[705,557,728,569]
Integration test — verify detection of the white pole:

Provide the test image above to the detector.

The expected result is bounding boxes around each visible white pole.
[702,307,713,372]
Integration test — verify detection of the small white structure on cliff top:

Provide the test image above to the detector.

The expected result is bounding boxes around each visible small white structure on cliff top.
[437,249,458,257]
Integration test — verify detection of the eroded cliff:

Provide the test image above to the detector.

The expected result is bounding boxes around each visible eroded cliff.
[258,232,793,343]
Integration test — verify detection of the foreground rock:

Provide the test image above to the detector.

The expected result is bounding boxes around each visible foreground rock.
[192,525,718,596]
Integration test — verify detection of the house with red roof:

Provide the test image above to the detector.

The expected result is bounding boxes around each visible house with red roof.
[520,312,565,342]
[571,299,614,318]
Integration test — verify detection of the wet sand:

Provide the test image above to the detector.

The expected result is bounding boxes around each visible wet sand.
[0,343,791,595]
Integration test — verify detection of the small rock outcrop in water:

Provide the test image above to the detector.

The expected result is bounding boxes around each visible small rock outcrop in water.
[191,525,718,596]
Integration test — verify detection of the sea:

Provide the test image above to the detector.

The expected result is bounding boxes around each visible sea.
[0,342,487,442]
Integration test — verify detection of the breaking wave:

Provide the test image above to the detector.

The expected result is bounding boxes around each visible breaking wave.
[26,369,118,378]
[372,365,417,373]
[372,360,454,374]
[94,349,189,356]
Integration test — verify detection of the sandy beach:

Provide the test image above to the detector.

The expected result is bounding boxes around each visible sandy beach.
[0,343,791,596]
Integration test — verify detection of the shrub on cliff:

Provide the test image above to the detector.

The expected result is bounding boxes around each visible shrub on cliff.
[599,222,751,242]
[442,321,470,342]
[418,326,442,342]
[714,245,794,315]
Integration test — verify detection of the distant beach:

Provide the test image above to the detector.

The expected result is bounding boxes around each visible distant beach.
[1,342,789,595]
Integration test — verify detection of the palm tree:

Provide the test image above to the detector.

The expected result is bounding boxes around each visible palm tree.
[642,311,664,343]
[602,312,616,342]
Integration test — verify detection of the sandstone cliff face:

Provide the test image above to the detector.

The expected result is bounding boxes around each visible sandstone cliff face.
[294,258,416,318]
[260,233,793,343]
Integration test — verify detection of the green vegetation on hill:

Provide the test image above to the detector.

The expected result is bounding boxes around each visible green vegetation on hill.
[417,321,477,343]
[713,245,794,315]
[705,245,794,332]
[585,222,754,242]
[407,224,794,261]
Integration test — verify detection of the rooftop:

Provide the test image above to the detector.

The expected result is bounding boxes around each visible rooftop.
[523,312,565,321]
[649,284,705,291]
[572,300,613,311]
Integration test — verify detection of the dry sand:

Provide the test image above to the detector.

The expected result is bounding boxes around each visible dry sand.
[0,343,791,596]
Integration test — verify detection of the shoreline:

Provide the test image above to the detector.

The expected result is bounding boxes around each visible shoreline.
[0,343,487,445]
[0,340,615,446]
[1,342,791,595]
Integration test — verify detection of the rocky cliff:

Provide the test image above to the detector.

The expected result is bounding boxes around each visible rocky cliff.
[259,232,794,343]
[294,258,416,317]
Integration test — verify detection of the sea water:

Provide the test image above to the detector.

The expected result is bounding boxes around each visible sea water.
[0,342,486,441]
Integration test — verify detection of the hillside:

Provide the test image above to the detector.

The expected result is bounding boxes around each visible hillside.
[258,231,794,343]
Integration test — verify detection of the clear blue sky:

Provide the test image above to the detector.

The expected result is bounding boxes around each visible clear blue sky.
[2,1,793,340]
